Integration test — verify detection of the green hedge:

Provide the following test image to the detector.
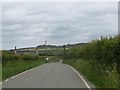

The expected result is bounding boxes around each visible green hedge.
[65,35,120,88]
[66,35,120,72]
[2,51,45,81]
[2,51,40,64]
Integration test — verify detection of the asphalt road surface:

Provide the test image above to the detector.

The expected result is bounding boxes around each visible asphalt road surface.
[2,62,93,88]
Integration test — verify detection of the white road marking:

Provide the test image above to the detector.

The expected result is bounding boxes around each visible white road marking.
[5,79,9,82]
[10,65,43,79]
[67,65,91,90]
[3,63,91,89]
[4,64,45,81]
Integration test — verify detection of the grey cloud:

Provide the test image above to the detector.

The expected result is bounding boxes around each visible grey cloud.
[2,2,118,50]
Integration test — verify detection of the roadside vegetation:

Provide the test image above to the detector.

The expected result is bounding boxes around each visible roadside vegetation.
[64,35,120,88]
[0,64,1,81]
[0,51,2,81]
[2,51,45,81]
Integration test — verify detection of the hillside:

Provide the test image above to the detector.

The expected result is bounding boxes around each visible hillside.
[10,43,88,51]
[36,43,88,49]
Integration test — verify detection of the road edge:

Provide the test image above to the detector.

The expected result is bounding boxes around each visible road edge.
[0,63,46,85]
[67,64,92,90]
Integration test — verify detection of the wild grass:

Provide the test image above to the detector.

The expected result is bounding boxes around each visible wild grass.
[64,59,119,88]
[0,64,2,81]
[64,35,120,88]
[2,51,45,81]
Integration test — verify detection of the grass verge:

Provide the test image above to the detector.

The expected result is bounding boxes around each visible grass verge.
[64,59,119,88]
[2,51,45,81]
[2,58,45,81]
[0,63,2,81]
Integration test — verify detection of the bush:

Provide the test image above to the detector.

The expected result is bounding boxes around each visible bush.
[65,35,120,88]
[2,51,45,81]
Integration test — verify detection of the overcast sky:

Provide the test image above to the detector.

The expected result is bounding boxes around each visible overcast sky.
[2,2,118,50]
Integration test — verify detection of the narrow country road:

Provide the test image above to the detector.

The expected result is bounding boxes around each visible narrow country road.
[2,62,93,88]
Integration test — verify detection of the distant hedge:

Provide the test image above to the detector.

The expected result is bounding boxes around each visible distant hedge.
[2,51,41,65]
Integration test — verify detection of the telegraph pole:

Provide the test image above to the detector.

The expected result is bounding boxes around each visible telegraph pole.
[14,46,17,54]
[36,47,38,55]
[63,45,66,60]
[45,40,47,57]
[44,40,48,62]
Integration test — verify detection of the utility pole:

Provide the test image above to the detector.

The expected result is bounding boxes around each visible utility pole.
[36,47,38,55]
[45,40,47,57]
[63,45,66,60]
[14,46,17,54]
[44,40,48,62]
